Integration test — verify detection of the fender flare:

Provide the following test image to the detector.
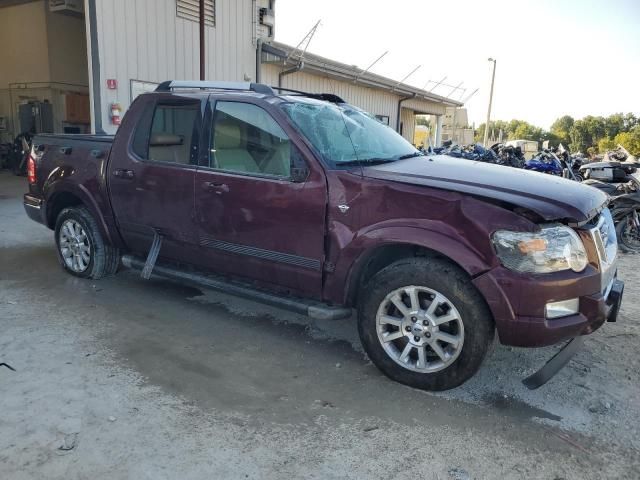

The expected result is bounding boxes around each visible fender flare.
[44,178,115,246]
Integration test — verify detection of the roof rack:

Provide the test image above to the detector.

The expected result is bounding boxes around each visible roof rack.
[271,86,345,104]
[155,80,275,95]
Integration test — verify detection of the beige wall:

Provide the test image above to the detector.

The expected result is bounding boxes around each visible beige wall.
[0,1,51,88]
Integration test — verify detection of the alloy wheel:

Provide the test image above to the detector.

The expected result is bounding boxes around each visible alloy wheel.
[59,219,91,273]
[376,285,465,373]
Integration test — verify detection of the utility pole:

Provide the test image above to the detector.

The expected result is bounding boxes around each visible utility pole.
[483,58,496,147]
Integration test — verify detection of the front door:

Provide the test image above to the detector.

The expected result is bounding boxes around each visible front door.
[108,94,203,263]
[194,98,327,298]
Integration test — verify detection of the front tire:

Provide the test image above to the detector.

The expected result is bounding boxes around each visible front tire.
[54,206,119,279]
[358,257,494,391]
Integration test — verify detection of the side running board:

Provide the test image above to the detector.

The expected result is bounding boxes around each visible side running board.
[141,231,163,280]
[121,254,353,321]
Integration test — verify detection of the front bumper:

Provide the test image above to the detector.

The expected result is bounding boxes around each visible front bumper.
[473,266,623,348]
[23,194,46,225]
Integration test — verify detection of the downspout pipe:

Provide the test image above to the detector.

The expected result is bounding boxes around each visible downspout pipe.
[255,38,263,83]
[396,93,416,134]
[278,62,304,88]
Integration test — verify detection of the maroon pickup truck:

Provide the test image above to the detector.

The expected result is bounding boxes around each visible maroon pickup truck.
[23,81,623,391]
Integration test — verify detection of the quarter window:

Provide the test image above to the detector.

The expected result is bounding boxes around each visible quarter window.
[211,102,292,178]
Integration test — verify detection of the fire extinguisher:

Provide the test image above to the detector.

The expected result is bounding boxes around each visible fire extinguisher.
[110,103,122,125]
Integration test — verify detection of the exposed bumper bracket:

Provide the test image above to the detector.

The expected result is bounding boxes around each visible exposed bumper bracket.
[522,336,584,390]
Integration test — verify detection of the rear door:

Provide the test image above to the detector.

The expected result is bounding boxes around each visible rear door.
[108,94,203,263]
[194,97,327,298]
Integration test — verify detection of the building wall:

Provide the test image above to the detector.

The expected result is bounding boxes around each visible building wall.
[93,0,260,133]
[0,2,51,88]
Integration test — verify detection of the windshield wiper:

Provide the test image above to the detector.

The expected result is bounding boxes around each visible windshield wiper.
[336,158,397,166]
[395,152,425,160]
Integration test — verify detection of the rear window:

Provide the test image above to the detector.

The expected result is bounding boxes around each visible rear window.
[131,99,200,165]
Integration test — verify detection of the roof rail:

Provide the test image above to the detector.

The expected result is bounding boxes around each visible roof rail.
[271,86,345,104]
[155,80,275,95]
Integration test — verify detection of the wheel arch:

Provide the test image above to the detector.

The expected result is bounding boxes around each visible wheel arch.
[45,183,115,246]
[341,228,494,307]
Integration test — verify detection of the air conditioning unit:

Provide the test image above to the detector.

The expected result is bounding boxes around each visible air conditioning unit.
[49,0,84,16]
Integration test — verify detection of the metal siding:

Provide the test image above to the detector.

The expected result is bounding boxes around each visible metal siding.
[400,107,416,143]
[94,0,257,133]
[262,64,401,129]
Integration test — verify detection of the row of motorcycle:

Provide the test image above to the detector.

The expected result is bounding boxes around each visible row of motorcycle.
[429,142,640,253]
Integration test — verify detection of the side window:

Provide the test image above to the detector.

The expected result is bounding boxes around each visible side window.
[211,101,291,178]
[132,100,200,165]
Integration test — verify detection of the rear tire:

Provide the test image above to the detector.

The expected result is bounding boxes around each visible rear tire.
[54,206,119,279]
[357,257,494,391]
[615,215,640,253]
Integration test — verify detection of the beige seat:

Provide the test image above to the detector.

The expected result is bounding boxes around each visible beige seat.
[148,133,190,164]
[214,123,259,173]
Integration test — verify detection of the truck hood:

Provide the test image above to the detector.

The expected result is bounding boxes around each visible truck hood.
[362,155,608,223]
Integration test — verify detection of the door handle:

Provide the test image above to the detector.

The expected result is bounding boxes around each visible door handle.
[203,181,229,194]
[113,169,135,179]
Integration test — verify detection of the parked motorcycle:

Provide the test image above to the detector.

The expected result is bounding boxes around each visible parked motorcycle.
[524,145,582,181]
[6,132,32,176]
[584,176,640,252]
[490,143,526,168]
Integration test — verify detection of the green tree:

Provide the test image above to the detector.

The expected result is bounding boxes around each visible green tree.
[598,136,617,153]
[550,115,574,145]
[604,113,625,139]
[569,120,587,153]
[614,126,640,156]
[416,116,431,128]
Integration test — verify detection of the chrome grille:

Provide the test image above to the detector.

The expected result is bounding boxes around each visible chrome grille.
[587,208,617,296]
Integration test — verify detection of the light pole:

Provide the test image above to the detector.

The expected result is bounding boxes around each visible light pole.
[483,58,497,147]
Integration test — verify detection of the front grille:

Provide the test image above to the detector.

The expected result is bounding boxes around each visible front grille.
[586,208,617,296]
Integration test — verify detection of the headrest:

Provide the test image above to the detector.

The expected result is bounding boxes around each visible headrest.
[150,133,184,146]
[215,123,242,149]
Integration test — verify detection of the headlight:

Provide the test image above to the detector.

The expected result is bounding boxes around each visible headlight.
[492,225,588,273]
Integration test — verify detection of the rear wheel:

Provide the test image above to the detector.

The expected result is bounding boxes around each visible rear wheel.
[54,206,119,279]
[358,257,494,391]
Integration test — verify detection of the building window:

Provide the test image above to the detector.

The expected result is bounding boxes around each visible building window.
[375,115,389,125]
[177,0,215,26]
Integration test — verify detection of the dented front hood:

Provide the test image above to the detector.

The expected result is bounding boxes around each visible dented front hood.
[363,155,608,223]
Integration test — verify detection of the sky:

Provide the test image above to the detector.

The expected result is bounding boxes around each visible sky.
[274,0,640,129]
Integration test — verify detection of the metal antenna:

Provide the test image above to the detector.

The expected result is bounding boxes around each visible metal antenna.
[285,20,321,65]
[447,81,464,98]
[461,88,479,103]
[424,76,447,91]
[354,51,388,83]
[393,65,421,90]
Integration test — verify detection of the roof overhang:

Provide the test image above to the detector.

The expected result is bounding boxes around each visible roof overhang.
[262,41,463,108]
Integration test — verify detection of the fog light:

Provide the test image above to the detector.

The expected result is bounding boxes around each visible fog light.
[545,298,579,319]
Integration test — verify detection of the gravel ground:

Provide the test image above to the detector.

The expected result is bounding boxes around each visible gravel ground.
[1,171,639,479]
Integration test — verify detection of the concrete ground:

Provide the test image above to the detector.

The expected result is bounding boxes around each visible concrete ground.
[1,170,639,479]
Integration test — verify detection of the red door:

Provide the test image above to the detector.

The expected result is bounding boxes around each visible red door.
[108,94,203,263]
[194,97,327,298]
